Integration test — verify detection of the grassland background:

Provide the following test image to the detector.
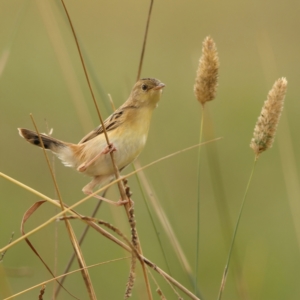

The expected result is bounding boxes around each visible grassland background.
[1,0,300,299]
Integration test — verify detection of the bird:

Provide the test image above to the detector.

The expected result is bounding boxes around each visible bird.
[18,78,165,205]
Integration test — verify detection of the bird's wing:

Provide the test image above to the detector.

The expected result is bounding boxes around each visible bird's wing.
[78,108,125,144]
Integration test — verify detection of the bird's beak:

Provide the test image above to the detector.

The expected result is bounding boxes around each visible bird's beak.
[153,83,165,90]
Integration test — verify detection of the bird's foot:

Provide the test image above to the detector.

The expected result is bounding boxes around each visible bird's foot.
[83,188,128,206]
[102,143,117,154]
[77,143,117,173]
[78,163,87,172]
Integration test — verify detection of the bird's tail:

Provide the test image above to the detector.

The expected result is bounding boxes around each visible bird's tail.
[18,128,77,168]
[18,128,66,152]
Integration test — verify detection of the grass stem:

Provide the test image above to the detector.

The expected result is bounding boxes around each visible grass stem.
[218,158,257,299]
[195,106,205,294]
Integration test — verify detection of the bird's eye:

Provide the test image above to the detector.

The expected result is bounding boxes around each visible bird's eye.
[141,84,148,91]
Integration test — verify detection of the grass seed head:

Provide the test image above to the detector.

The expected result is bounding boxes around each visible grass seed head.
[194,36,220,106]
[250,77,287,158]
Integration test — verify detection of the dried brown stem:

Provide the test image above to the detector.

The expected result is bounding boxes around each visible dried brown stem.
[59,1,152,297]
[0,232,14,262]
[38,285,46,300]
[59,0,125,197]
[30,115,96,299]
[60,215,200,300]
[136,0,154,80]
[54,190,106,297]
[123,180,138,298]
[0,138,221,254]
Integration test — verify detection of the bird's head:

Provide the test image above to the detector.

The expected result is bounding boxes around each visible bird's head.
[130,78,165,108]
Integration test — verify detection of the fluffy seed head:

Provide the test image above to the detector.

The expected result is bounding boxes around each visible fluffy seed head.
[250,77,287,158]
[194,36,220,105]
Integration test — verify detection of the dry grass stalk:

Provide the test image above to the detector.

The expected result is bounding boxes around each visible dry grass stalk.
[0,140,219,254]
[38,285,46,300]
[194,36,219,106]
[59,214,138,299]
[59,0,151,295]
[125,207,137,298]
[30,115,97,300]
[125,262,136,299]
[156,288,167,299]
[59,216,139,256]
[250,77,287,158]
[0,232,14,262]
[124,181,138,298]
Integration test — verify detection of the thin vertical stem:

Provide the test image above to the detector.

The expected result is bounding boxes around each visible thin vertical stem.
[195,105,205,294]
[136,0,154,81]
[133,164,172,276]
[218,159,257,300]
[54,191,106,297]
[30,114,96,299]
[59,2,153,298]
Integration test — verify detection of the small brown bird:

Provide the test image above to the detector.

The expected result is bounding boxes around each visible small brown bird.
[19,78,165,204]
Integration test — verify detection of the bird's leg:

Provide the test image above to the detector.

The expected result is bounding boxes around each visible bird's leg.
[82,176,128,206]
[88,193,128,206]
[78,143,117,172]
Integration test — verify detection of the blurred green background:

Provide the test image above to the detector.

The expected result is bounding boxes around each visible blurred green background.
[1,0,300,299]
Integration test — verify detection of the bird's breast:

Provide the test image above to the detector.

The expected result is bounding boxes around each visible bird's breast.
[80,121,149,177]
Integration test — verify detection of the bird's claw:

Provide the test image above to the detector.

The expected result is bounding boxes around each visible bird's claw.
[78,163,87,172]
[116,199,129,206]
[102,143,117,154]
